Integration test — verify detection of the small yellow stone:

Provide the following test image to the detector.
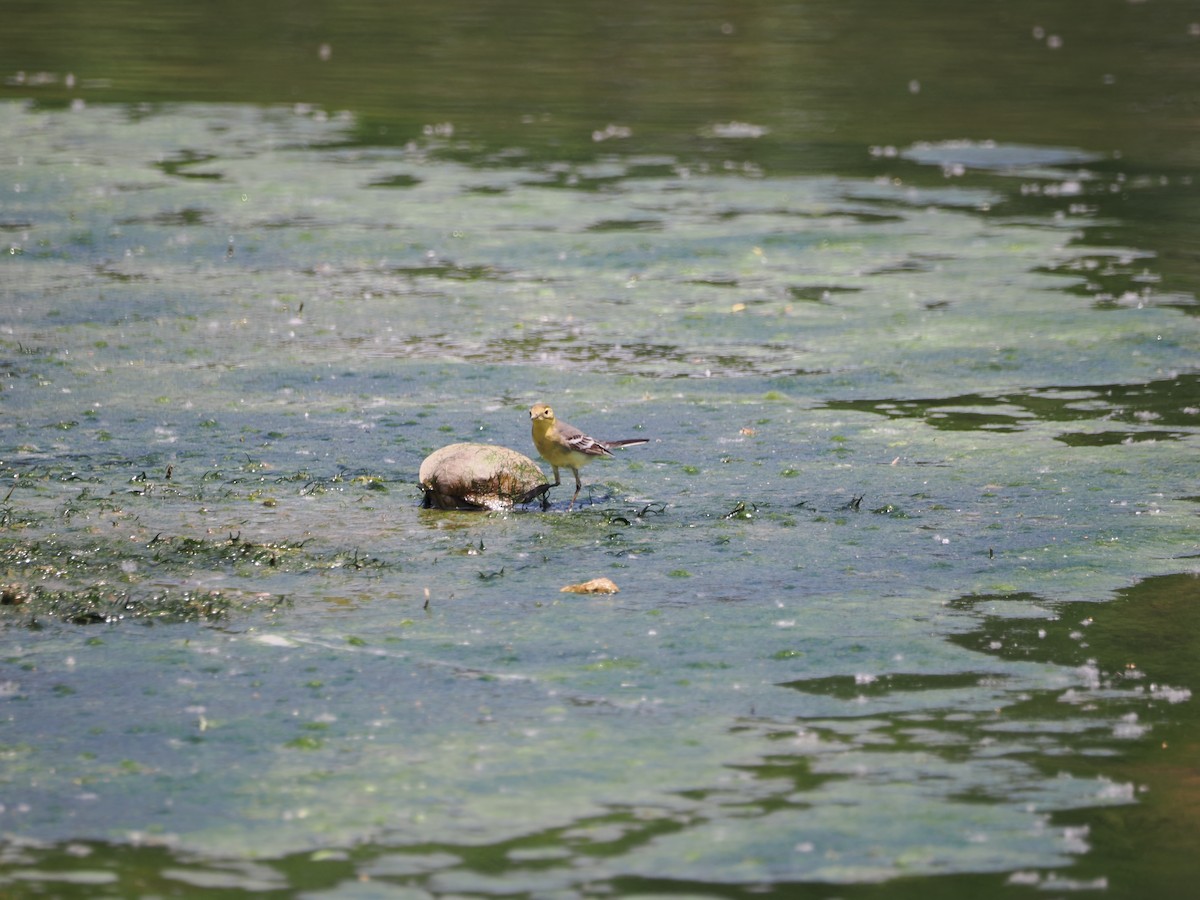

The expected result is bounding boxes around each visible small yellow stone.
[560,577,620,594]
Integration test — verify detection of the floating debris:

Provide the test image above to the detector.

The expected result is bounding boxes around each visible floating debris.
[561,577,620,594]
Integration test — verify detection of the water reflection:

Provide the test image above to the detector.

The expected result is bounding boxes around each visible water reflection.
[4,578,1192,895]
[823,375,1200,441]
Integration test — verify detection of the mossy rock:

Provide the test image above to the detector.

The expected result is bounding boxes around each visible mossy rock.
[419,443,549,511]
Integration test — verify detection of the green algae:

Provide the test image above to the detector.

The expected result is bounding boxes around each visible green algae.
[0,580,287,627]
[0,96,1196,898]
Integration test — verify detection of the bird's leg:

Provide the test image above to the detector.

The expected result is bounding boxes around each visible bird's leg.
[568,468,582,510]
[545,466,568,509]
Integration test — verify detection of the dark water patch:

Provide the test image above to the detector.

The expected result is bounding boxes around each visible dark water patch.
[715,205,907,226]
[367,173,421,188]
[1055,430,1189,447]
[258,214,323,229]
[624,162,681,180]
[948,576,1198,727]
[93,263,150,283]
[111,180,167,195]
[714,206,790,221]
[942,574,1200,897]
[1033,249,1195,314]
[518,170,627,192]
[585,218,663,233]
[780,672,1007,700]
[155,150,223,181]
[788,285,861,304]
[1036,378,1200,428]
[866,254,951,276]
[927,411,1026,433]
[838,211,907,225]
[823,395,1035,432]
[822,374,1200,433]
[464,183,508,195]
[386,261,509,282]
[1094,292,1198,315]
[116,206,212,227]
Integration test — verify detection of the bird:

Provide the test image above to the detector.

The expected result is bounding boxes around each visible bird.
[528,403,647,508]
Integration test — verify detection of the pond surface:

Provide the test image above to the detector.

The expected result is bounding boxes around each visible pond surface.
[1,1,1199,897]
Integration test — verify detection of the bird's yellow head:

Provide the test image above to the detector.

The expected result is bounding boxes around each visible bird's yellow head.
[529,403,555,423]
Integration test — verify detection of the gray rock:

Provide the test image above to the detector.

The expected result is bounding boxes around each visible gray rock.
[419,442,549,511]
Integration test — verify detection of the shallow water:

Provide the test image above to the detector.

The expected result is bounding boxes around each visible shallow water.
[2,2,1199,897]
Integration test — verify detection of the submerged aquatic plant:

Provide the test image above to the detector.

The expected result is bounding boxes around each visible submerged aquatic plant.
[0,580,289,626]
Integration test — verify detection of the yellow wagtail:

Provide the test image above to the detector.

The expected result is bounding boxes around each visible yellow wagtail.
[528,403,647,507]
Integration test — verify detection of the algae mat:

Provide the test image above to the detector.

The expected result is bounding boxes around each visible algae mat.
[1,101,1198,895]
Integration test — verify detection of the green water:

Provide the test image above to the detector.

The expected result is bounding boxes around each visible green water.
[2,1,1198,897]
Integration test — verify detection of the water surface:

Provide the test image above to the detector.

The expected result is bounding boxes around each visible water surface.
[2,2,1199,897]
